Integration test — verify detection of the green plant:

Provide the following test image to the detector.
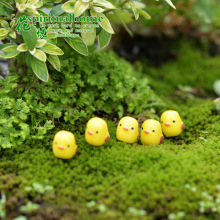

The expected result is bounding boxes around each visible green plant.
[0,0,175,82]
[20,201,39,213]
[24,182,54,195]
[0,48,163,149]
[0,75,54,149]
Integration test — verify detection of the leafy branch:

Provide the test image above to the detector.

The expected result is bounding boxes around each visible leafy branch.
[0,0,176,81]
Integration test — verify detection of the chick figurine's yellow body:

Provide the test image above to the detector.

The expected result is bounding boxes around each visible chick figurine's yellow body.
[85,117,110,146]
[141,119,164,146]
[160,110,185,137]
[53,130,78,159]
[116,116,139,144]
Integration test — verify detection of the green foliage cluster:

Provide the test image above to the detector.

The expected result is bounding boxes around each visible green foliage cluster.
[0,49,163,149]
[0,0,175,81]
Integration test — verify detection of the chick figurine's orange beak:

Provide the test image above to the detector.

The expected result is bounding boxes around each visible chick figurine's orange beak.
[141,119,164,146]
[160,110,185,137]
[85,117,110,146]
[53,130,78,159]
[116,116,139,144]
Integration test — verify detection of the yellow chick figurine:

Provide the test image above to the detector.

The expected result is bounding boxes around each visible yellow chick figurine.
[160,110,185,137]
[53,130,78,159]
[116,116,139,144]
[85,117,110,146]
[141,119,164,146]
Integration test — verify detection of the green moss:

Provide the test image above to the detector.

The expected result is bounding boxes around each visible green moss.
[0,49,163,149]
[144,46,220,97]
[1,45,220,219]
[1,98,220,219]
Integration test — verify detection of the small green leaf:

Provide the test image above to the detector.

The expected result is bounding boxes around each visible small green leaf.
[50,4,65,16]
[62,0,75,13]
[40,43,64,55]
[38,9,48,16]
[98,12,114,34]
[29,48,36,55]
[17,43,28,52]
[136,8,151,20]
[25,52,32,68]
[81,22,96,46]
[0,0,14,11]
[31,55,49,82]
[107,10,133,23]
[0,20,9,29]
[27,0,39,5]
[35,39,47,48]
[21,25,38,50]
[165,0,176,9]
[98,29,111,49]
[10,19,18,28]
[33,49,46,62]
[131,1,145,9]
[130,3,139,20]
[64,37,88,56]
[93,0,116,9]
[35,0,43,8]
[0,28,9,36]
[1,45,20,58]
[17,4,27,12]
[9,31,16,39]
[26,8,40,16]
[47,54,60,71]
[0,43,16,50]
[73,0,90,17]
[93,6,105,13]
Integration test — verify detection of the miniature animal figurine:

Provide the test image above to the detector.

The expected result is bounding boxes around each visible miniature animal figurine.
[53,130,78,159]
[160,110,185,137]
[116,116,139,144]
[85,117,110,146]
[141,119,164,146]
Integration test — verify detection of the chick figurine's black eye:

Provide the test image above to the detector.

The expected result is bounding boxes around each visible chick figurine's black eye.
[142,127,143,130]
[152,130,155,132]
[131,127,134,130]
[68,145,70,148]
[120,124,122,126]
[160,121,163,123]
[173,120,176,123]
[96,131,98,134]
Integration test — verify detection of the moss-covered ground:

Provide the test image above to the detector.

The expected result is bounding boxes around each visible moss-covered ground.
[1,46,220,220]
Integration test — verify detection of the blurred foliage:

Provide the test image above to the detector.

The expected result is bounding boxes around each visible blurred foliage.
[143,46,220,97]
[131,0,220,41]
